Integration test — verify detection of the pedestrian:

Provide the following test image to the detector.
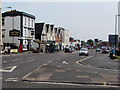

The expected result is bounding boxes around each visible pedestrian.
[7,46,11,54]
[5,46,8,54]
[41,48,43,53]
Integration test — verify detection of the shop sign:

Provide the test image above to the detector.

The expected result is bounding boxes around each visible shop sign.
[9,29,20,37]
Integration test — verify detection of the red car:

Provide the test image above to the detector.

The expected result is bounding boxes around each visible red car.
[102,48,109,54]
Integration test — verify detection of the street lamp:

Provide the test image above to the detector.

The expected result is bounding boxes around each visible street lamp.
[115,14,120,54]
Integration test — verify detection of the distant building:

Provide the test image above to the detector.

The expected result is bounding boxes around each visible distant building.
[2,10,35,52]
[35,23,47,41]
[100,41,110,48]
[108,35,118,48]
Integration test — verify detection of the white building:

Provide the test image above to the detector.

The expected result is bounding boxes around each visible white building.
[61,28,69,47]
[2,10,35,51]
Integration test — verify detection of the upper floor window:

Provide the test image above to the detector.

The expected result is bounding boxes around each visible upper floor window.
[24,17,27,26]
[2,17,5,26]
[28,18,30,26]
[31,20,33,27]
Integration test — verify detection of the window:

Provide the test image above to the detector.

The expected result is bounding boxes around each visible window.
[28,18,30,26]
[31,20,33,27]
[2,29,5,38]
[31,31,34,36]
[2,17,5,26]
[24,17,27,26]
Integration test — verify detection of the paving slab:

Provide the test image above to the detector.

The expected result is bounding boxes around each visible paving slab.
[22,64,119,86]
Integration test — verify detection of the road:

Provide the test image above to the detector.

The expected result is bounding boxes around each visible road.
[1,50,119,89]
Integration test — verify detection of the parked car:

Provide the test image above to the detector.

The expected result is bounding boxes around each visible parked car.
[64,47,72,53]
[102,48,109,54]
[96,48,101,52]
[79,48,89,56]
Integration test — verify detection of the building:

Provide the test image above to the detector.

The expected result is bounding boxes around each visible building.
[2,10,35,52]
[0,1,2,54]
[108,35,118,48]
[100,41,111,48]
[61,28,69,48]
[35,23,69,51]
[35,23,47,41]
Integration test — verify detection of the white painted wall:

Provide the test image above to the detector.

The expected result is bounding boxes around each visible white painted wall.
[62,29,69,46]
[2,16,21,46]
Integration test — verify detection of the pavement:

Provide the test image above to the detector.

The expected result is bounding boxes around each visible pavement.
[22,64,119,86]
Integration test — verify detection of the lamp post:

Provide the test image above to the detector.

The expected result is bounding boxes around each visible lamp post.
[115,14,120,54]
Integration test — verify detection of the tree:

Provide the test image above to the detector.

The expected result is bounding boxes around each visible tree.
[86,39,94,46]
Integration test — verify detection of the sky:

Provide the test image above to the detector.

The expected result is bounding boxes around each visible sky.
[2,1,118,42]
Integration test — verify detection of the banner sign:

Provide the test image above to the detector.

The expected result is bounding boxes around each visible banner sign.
[9,29,20,37]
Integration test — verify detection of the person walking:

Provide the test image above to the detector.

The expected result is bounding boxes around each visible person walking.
[7,46,11,54]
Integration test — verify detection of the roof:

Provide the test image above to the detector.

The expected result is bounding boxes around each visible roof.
[2,10,35,19]
[35,23,45,35]
[46,24,50,33]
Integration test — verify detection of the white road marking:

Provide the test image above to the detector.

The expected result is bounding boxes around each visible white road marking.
[48,60,53,64]
[5,78,18,82]
[26,59,34,63]
[0,66,17,72]
[63,61,68,64]
[22,72,32,79]
[76,56,92,64]
[27,81,118,88]
[3,61,8,63]
[43,64,48,66]
[12,58,21,62]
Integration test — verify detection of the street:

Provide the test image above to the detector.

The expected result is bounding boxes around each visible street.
[1,50,119,88]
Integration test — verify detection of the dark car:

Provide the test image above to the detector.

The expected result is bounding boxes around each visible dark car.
[64,47,72,53]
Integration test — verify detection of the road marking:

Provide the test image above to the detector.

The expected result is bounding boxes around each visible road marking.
[26,59,34,63]
[3,61,8,63]
[76,56,92,64]
[5,78,18,82]
[12,58,21,62]
[48,60,53,64]
[0,66,17,72]
[22,72,32,79]
[26,81,118,88]
[63,61,68,64]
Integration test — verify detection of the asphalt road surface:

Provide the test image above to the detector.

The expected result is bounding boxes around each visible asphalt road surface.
[1,50,119,89]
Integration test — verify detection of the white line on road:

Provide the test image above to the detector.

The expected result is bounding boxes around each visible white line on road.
[12,58,21,62]
[26,81,118,88]
[5,78,18,82]
[26,59,35,63]
[48,60,53,64]
[76,56,92,64]
[3,61,8,63]
[0,66,17,72]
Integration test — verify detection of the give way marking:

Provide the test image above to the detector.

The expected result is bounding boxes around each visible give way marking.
[0,66,17,72]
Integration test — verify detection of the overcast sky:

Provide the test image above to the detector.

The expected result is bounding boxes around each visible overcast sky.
[2,2,118,42]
